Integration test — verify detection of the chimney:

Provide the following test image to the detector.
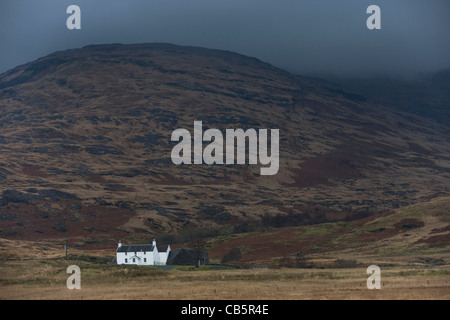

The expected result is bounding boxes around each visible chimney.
[118,241,122,249]
[152,239,156,247]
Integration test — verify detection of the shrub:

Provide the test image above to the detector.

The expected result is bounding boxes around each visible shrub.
[279,252,308,268]
[333,259,359,268]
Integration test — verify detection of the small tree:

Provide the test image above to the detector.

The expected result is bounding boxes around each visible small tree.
[279,251,308,268]
[333,259,359,268]
[191,239,207,265]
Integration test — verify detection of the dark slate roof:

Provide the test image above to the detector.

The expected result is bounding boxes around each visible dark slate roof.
[117,244,170,253]
[117,244,154,253]
[166,250,180,264]
[167,248,209,265]
[158,245,170,252]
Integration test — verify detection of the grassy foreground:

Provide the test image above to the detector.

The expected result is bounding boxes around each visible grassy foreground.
[0,259,449,300]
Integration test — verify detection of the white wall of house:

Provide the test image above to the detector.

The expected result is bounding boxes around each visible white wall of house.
[117,251,154,265]
[158,252,168,265]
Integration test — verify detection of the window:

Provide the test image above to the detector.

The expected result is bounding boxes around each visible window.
[144,258,147,262]
[133,258,135,262]
[125,259,128,263]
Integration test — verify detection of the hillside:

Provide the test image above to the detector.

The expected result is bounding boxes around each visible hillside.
[206,196,450,266]
[0,43,449,259]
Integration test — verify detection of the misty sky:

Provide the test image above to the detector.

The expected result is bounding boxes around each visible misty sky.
[0,0,449,78]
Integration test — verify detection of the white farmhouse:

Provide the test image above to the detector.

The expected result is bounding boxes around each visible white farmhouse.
[116,239,171,266]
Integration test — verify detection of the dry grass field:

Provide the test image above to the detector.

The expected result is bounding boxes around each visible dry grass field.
[0,259,449,300]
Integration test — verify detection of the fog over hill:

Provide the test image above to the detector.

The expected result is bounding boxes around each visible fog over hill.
[1,0,449,78]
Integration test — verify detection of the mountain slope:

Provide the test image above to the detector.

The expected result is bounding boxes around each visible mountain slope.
[205,195,450,266]
[0,43,449,251]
